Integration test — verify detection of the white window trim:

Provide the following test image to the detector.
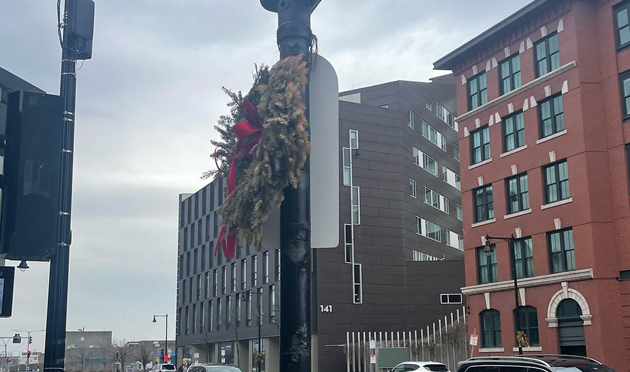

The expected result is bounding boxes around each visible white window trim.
[479,348,505,353]
[541,197,573,210]
[351,186,361,225]
[349,129,359,149]
[468,158,493,170]
[408,109,415,128]
[500,144,528,158]
[512,346,543,352]
[353,263,363,304]
[440,293,463,304]
[504,209,532,220]
[471,218,496,228]
[536,129,568,144]
[410,178,417,198]
[462,268,593,295]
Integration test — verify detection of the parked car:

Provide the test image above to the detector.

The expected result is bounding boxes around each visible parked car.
[149,364,176,372]
[391,361,451,372]
[187,364,243,372]
[456,355,617,372]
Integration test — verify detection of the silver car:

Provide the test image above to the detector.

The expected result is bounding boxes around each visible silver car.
[187,364,243,372]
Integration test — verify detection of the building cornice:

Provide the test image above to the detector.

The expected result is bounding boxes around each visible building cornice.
[461,268,593,295]
[456,61,576,123]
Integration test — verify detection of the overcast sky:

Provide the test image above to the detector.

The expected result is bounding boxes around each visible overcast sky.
[0,0,532,354]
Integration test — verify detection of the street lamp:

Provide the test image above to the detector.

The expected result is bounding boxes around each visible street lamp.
[483,234,523,355]
[152,314,168,363]
[240,290,263,372]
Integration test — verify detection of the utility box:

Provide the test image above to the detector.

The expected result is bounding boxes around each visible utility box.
[65,0,95,60]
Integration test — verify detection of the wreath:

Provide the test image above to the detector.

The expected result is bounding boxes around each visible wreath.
[516,330,530,348]
[204,56,310,258]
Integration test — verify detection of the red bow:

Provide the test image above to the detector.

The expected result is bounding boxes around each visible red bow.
[216,100,263,258]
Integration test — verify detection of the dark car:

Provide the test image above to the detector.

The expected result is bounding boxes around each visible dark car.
[456,355,617,372]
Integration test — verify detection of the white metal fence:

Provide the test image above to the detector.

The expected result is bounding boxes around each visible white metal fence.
[345,306,468,372]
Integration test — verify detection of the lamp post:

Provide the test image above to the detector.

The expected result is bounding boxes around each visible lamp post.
[152,314,168,363]
[483,234,523,355]
[240,290,263,372]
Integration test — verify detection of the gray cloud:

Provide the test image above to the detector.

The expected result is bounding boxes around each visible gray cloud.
[1,0,531,354]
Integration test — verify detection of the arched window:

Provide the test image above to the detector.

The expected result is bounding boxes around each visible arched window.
[557,298,583,319]
[514,306,540,346]
[480,309,502,348]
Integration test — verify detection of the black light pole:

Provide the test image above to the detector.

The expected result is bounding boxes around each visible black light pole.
[257,289,262,372]
[44,1,78,369]
[484,234,523,355]
[153,315,168,363]
[259,1,321,372]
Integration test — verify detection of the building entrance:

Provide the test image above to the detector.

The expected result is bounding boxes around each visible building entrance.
[556,299,586,356]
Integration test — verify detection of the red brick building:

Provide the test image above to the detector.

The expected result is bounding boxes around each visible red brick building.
[434,0,630,370]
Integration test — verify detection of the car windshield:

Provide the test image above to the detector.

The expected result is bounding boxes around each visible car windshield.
[161,365,176,370]
[425,364,449,372]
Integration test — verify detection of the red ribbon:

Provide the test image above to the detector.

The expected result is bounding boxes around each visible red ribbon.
[216,99,263,258]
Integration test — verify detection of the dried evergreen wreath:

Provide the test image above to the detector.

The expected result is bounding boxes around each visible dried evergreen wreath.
[205,56,310,257]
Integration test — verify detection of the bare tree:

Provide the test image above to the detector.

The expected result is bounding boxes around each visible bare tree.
[112,340,133,372]
[132,343,153,371]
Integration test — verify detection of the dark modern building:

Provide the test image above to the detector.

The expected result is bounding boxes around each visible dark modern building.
[434,0,630,370]
[175,78,465,372]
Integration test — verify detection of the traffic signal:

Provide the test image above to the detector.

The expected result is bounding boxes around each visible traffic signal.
[115,350,119,360]
[7,357,11,363]
[29,336,32,344]
[0,91,64,261]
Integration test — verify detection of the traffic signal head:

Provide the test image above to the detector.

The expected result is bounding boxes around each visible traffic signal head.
[7,357,11,362]
[29,336,32,344]
[0,91,64,261]
[27,350,31,356]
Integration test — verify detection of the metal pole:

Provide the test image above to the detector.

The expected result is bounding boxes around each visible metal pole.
[508,237,522,355]
[45,0,77,370]
[259,1,319,372]
[165,314,168,364]
[258,289,262,372]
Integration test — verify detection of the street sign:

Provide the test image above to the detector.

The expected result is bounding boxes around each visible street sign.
[0,267,15,317]
[469,334,478,346]
[261,54,340,250]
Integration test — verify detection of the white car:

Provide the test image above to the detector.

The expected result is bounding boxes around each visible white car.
[391,361,451,372]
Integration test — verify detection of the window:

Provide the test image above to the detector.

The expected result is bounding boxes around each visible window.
[499,54,522,94]
[424,187,449,214]
[480,309,502,348]
[421,120,446,151]
[423,153,438,176]
[192,304,196,334]
[436,101,457,130]
[468,72,488,110]
[246,290,252,326]
[454,145,460,161]
[503,112,525,152]
[241,258,247,289]
[269,284,277,323]
[539,95,565,138]
[456,205,463,221]
[226,295,232,325]
[445,230,463,250]
[477,246,497,284]
[615,2,630,49]
[412,250,441,262]
[471,126,490,164]
[413,147,420,166]
[263,251,269,284]
[626,144,630,188]
[252,255,258,287]
[344,224,354,263]
[343,147,352,186]
[236,293,242,324]
[221,266,227,294]
[514,306,540,346]
[426,101,433,111]
[213,269,218,297]
[205,272,210,298]
[208,300,213,332]
[506,173,530,214]
[217,298,222,329]
[442,166,461,190]
[473,185,494,223]
[513,237,534,279]
[196,274,201,301]
[407,109,415,128]
[548,228,575,273]
[440,294,463,304]
[543,160,570,204]
[621,71,630,120]
[353,264,362,304]
[535,33,560,77]
[231,262,237,292]
[349,129,359,149]
[425,220,442,242]
[275,249,281,281]
[352,186,361,225]
[409,178,417,198]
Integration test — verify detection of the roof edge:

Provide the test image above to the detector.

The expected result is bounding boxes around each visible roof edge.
[433,0,548,71]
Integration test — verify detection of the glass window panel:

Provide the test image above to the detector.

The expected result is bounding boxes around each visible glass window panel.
[618,8,629,27]
[549,34,559,53]
[621,26,630,46]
